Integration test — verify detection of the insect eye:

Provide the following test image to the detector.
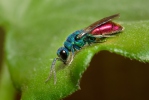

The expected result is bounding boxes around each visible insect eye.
[57,47,69,61]
[60,50,67,60]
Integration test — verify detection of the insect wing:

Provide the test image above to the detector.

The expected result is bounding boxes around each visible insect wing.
[77,14,120,38]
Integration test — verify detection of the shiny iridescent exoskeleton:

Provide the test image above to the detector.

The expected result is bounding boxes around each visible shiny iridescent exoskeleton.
[46,14,124,84]
[57,30,96,64]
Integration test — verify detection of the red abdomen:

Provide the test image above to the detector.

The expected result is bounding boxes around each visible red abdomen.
[91,21,123,35]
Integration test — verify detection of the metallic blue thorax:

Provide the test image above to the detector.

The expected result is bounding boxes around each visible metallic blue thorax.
[64,30,86,52]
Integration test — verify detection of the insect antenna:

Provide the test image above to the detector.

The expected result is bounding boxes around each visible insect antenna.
[45,58,59,84]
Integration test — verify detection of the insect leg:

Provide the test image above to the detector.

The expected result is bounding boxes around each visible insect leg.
[86,34,112,43]
[91,34,116,38]
[68,47,75,65]
[45,58,59,84]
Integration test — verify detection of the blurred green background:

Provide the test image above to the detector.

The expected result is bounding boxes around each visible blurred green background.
[0,28,4,71]
[1,0,149,100]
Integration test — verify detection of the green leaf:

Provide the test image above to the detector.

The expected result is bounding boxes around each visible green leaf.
[0,0,149,100]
